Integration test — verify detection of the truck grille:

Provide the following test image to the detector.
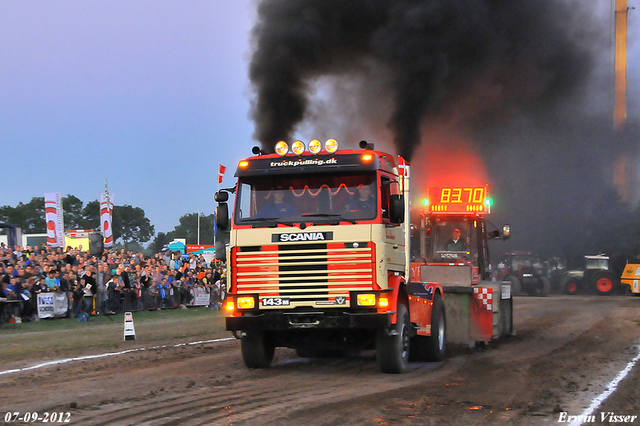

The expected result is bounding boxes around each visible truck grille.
[234,242,375,308]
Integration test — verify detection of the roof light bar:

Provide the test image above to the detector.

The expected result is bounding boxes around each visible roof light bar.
[309,139,322,154]
[325,139,338,153]
[275,141,289,156]
[291,140,305,155]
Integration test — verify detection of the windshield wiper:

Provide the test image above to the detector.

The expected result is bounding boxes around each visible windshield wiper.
[300,213,356,224]
[242,217,294,227]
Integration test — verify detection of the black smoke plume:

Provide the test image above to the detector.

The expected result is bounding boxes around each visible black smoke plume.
[249,0,640,269]
[249,0,595,160]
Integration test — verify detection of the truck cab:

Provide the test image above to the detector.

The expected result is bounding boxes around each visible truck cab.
[218,140,433,373]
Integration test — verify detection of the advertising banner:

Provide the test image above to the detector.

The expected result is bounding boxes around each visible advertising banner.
[189,286,210,306]
[37,292,69,319]
[186,244,216,264]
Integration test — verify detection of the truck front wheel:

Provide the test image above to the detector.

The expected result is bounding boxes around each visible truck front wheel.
[241,331,275,369]
[376,303,411,374]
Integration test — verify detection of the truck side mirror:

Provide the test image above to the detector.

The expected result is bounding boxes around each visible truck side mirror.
[389,194,404,224]
[215,191,229,202]
[215,239,226,261]
[216,203,229,231]
[502,225,511,240]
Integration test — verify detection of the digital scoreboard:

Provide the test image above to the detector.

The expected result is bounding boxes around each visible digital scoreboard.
[426,186,490,214]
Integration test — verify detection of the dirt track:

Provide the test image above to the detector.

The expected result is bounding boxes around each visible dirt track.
[2,295,640,426]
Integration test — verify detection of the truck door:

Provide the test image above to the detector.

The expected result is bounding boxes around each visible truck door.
[381,176,405,272]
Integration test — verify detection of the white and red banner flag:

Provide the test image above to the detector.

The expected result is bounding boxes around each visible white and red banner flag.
[44,192,64,248]
[100,193,114,247]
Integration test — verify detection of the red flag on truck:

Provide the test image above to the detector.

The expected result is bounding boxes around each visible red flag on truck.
[218,164,226,184]
[398,156,408,176]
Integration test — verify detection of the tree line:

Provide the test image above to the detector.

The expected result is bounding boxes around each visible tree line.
[0,196,228,253]
[0,195,154,249]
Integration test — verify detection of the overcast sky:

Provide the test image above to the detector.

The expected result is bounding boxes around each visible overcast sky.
[1,1,256,235]
[1,0,638,239]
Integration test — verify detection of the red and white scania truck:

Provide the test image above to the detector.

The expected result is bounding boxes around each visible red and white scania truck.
[215,139,513,373]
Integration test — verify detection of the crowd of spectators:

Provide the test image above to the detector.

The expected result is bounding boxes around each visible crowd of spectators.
[0,242,227,323]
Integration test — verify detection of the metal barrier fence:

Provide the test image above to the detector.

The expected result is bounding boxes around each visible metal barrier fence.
[93,286,209,315]
[2,285,223,323]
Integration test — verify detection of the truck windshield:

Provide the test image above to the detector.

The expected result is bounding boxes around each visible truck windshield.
[234,173,378,224]
[429,219,476,263]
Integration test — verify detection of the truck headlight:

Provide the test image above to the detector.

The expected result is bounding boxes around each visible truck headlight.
[357,293,376,306]
[236,296,256,309]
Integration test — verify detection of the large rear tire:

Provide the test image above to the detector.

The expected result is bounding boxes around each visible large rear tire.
[532,277,551,297]
[241,331,275,369]
[508,276,522,296]
[593,271,617,295]
[377,303,411,374]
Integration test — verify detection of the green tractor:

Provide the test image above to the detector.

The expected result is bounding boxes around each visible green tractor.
[560,254,619,295]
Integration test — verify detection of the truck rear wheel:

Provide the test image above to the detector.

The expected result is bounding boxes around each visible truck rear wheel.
[593,271,617,295]
[424,294,446,361]
[376,303,410,374]
[241,331,275,369]
[410,294,446,362]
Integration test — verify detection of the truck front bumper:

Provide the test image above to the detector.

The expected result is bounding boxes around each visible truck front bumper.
[226,310,391,331]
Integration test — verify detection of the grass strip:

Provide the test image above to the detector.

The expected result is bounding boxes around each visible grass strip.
[0,307,229,363]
